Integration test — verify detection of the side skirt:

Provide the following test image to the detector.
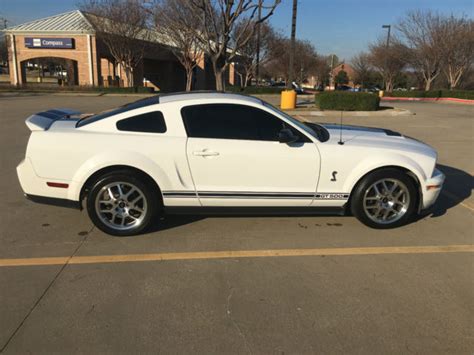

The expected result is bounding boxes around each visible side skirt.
[164,206,347,216]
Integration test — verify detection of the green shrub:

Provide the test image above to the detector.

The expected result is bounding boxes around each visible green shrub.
[385,90,474,100]
[315,91,380,111]
[226,86,284,94]
[440,90,474,100]
[386,90,441,98]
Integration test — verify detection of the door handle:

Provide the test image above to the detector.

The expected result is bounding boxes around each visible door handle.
[193,149,220,157]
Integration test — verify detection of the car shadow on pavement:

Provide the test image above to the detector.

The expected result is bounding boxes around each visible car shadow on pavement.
[147,215,205,234]
[423,164,473,218]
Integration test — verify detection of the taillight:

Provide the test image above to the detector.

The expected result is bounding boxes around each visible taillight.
[47,182,69,188]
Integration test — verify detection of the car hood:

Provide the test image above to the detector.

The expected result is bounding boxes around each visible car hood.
[321,124,437,159]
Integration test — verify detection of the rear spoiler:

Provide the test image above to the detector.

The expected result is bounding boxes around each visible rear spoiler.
[25,109,82,131]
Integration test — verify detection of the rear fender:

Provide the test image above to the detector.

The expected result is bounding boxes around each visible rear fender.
[67,151,172,201]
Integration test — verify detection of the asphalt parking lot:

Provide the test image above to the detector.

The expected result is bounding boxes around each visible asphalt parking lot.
[0,94,473,354]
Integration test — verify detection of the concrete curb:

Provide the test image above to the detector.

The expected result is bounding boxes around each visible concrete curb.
[382,97,474,104]
[284,108,412,117]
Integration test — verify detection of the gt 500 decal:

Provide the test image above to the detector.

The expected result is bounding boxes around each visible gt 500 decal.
[316,193,349,200]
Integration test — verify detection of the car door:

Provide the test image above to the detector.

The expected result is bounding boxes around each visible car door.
[182,103,321,207]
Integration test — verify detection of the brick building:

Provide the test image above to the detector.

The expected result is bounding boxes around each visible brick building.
[4,10,237,91]
[330,62,356,89]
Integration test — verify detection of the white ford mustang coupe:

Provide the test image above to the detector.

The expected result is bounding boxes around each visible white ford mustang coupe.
[17,92,445,236]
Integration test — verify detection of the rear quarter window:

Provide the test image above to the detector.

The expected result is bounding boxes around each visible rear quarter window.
[116,111,167,133]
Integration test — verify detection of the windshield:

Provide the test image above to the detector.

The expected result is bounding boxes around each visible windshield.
[262,101,329,142]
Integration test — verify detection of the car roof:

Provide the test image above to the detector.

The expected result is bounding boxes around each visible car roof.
[158,91,263,105]
[76,91,264,128]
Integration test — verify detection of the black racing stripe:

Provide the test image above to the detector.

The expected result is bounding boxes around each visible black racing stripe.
[199,193,314,198]
[163,191,196,197]
[36,111,62,119]
[48,109,70,116]
[163,191,350,200]
[199,195,314,199]
[198,191,314,196]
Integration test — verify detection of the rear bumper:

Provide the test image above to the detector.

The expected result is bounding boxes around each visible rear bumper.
[26,194,81,209]
[421,168,445,209]
[17,158,80,208]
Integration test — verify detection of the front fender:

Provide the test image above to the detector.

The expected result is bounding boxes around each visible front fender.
[343,153,427,194]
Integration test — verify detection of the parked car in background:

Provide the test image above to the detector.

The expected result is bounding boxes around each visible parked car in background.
[270,80,286,87]
[292,82,306,94]
[335,85,352,91]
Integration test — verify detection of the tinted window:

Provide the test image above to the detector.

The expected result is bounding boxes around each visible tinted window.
[116,111,166,133]
[181,104,309,142]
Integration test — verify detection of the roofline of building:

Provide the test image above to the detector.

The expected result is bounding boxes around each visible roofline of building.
[2,30,95,35]
[4,10,95,35]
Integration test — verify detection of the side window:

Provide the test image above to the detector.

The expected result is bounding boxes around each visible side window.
[181,104,259,140]
[181,104,310,142]
[116,111,167,133]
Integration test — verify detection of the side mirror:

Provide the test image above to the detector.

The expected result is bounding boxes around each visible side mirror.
[278,128,299,144]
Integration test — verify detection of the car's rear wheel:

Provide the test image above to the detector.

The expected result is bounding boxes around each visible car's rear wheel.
[86,172,159,236]
[351,168,417,229]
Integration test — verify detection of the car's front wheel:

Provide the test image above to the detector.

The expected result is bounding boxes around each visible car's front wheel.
[351,168,417,229]
[86,172,159,236]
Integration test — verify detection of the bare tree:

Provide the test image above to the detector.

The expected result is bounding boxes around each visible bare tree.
[80,0,152,87]
[397,10,444,91]
[369,39,407,92]
[265,37,318,84]
[190,0,280,91]
[233,21,275,87]
[312,55,330,88]
[153,0,204,91]
[438,15,474,89]
[351,52,372,88]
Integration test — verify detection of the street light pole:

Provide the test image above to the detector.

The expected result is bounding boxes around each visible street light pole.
[382,24,391,91]
[255,0,262,86]
[287,0,298,89]
[382,24,391,47]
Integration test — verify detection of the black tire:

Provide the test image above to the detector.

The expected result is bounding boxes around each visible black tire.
[350,168,418,229]
[86,171,160,236]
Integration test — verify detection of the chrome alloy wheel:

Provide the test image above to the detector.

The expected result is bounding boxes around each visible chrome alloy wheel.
[95,182,147,231]
[362,178,411,225]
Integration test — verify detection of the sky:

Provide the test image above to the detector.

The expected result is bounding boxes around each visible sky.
[1,0,473,60]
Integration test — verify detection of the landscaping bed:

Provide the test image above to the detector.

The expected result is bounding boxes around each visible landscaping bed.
[315,91,380,111]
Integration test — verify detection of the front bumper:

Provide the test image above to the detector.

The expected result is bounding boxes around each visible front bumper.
[421,168,445,209]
